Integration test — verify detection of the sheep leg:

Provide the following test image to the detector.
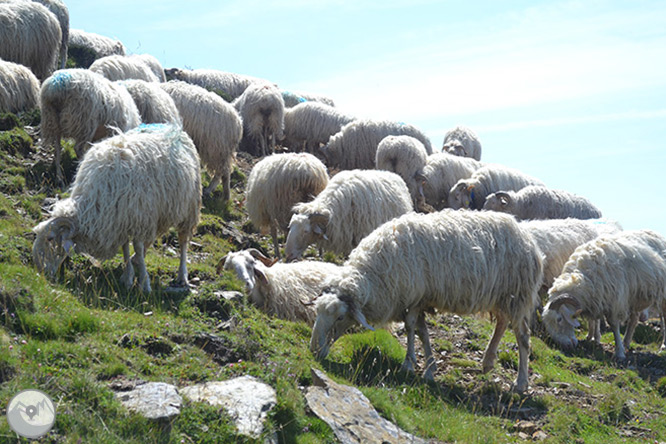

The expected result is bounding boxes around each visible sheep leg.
[120,242,135,288]
[610,319,626,360]
[586,319,601,344]
[660,307,666,352]
[416,312,436,381]
[270,223,281,259]
[133,241,151,293]
[203,173,222,198]
[53,141,64,187]
[623,311,640,351]
[400,311,418,374]
[513,318,531,393]
[482,312,508,374]
[175,230,190,287]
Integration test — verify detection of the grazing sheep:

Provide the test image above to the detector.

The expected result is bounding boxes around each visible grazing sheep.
[90,54,159,82]
[0,59,40,114]
[448,164,544,210]
[375,135,429,208]
[160,80,242,201]
[40,69,141,183]
[542,230,666,359]
[165,67,269,100]
[284,169,413,262]
[282,101,355,154]
[32,0,69,69]
[321,119,433,171]
[68,28,126,68]
[442,126,482,160]
[129,53,166,82]
[32,124,202,293]
[310,209,543,393]
[246,153,329,258]
[281,90,335,108]
[117,79,181,125]
[221,249,339,325]
[233,83,285,157]
[418,152,484,211]
[0,0,62,80]
[484,185,602,220]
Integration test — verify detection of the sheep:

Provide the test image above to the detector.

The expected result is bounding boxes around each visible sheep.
[542,229,666,359]
[129,53,166,82]
[40,69,141,184]
[0,59,40,114]
[483,185,602,220]
[164,67,269,100]
[117,79,181,125]
[284,169,413,262]
[159,80,242,201]
[310,209,543,393]
[89,54,160,82]
[233,83,285,157]
[375,135,429,208]
[448,164,544,210]
[417,152,483,211]
[32,0,69,69]
[32,124,202,293]
[246,153,329,258]
[0,0,61,80]
[321,119,433,171]
[68,28,126,68]
[281,90,335,108]
[282,101,355,154]
[220,249,339,325]
[442,125,482,160]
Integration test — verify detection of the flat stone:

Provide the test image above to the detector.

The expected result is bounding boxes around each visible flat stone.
[305,369,427,444]
[115,382,181,420]
[180,376,276,438]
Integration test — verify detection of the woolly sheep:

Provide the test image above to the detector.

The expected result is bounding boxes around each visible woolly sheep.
[40,69,141,183]
[90,54,159,82]
[484,185,602,220]
[68,29,126,68]
[448,164,544,210]
[160,80,242,201]
[165,67,269,100]
[375,135,429,208]
[32,0,69,69]
[129,53,166,82]
[310,209,543,392]
[321,119,433,171]
[418,152,483,211]
[246,153,329,258]
[442,125,482,160]
[32,124,202,293]
[233,83,285,157]
[282,101,355,154]
[0,59,40,114]
[221,249,340,325]
[284,169,413,262]
[542,230,666,359]
[0,0,61,80]
[281,90,335,108]
[117,79,181,125]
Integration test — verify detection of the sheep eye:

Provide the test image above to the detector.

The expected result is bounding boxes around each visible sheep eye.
[337,315,344,321]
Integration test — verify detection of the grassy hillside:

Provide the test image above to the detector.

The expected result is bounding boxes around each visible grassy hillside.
[1,113,666,443]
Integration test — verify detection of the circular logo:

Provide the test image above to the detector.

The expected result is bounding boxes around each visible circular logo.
[6,389,56,439]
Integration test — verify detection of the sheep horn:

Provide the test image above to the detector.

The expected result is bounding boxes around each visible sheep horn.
[247,248,277,267]
[548,294,581,311]
[309,213,329,227]
[300,299,316,307]
[52,216,78,238]
[494,191,511,205]
[215,254,229,274]
[414,172,426,183]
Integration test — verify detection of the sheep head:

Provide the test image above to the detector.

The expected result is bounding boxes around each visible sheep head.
[309,288,374,360]
[222,250,271,294]
[483,191,513,213]
[32,216,78,277]
[284,212,329,262]
[542,293,583,349]
[443,139,467,157]
[448,181,474,209]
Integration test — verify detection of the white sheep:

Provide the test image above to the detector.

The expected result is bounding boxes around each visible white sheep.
[32,124,202,293]
[165,67,269,100]
[0,59,40,114]
[68,28,126,67]
[32,0,69,69]
[0,0,61,80]
[441,125,482,160]
[117,79,181,125]
[418,152,483,211]
[282,101,355,154]
[221,249,339,325]
[483,185,602,220]
[375,135,429,208]
[448,164,544,210]
[310,209,543,393]
[542,230,666,359]
[321,119,433,171]
[40,69,141,183]
[129,53,166,82]
[281,90,336,108]
[284,169,413,262]
[233,83,285,157]
[89,54,160,82]
[160,80,242,201]
[246,153,329,258]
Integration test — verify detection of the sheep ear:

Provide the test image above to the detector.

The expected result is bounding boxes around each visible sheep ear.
[253,267,268,285]
[353,309,374,331]
[215,254,229,274]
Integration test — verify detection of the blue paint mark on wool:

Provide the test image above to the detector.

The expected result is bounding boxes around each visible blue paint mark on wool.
[298,96,307,103]
[50,71,72,89]
[138,123,170,132]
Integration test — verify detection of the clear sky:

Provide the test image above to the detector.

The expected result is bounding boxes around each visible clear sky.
[66,0,666,236]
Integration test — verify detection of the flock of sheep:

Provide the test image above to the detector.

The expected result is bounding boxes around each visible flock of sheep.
[2,0,666,394]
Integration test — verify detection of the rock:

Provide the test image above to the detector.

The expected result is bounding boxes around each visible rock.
[115,382,181,420]
[217,291,244,304]
[304,368,427,444]
[533,430,548,440]
[180,376,276,439]
[515,421,537,435]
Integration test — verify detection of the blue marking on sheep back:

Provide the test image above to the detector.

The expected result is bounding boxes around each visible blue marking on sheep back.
[50,71,72,89]
[298,96,307,103]
[137,123,170,132]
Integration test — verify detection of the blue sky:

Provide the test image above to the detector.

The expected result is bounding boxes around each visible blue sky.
[66,0,666,235]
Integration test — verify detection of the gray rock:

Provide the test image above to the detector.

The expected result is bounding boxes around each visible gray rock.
[305,369,427,444]
[180,376,276,439]
[115,382,181,420]
[216,291,244,304]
